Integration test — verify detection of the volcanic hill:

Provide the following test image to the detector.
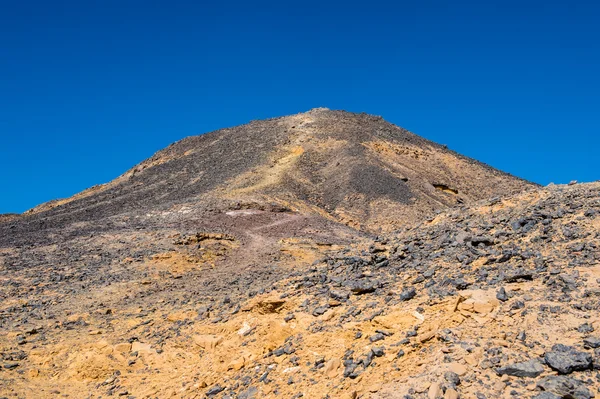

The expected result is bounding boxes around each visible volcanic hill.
[0,109,598,399]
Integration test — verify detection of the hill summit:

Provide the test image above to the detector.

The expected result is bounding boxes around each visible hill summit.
[9,108,532,238]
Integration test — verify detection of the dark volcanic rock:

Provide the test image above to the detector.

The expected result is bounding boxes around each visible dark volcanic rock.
[544,344,593,374]
[496,359,545,378]
[537,375,593,399]
[583,337,600,349]
[206,385,225,396]
[399,287,417,301]
[496,287,509,302]
[346,279,381,295]
[532,392,563,399]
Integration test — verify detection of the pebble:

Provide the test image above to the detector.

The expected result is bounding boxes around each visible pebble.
[206,385,225,396]
[400,287,417,301]
[496,287,508,302]
[447,363,468,376]
[444,371,461,385]
[444,388,459,399]
[428,382,442,399]
[370,333,385,343]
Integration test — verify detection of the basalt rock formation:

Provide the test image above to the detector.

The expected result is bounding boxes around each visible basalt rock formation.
[1,109,598,399]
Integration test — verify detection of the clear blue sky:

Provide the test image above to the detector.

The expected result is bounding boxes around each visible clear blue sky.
[1,1,599,214]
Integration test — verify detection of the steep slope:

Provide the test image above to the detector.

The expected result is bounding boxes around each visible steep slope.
[4,108,534,245]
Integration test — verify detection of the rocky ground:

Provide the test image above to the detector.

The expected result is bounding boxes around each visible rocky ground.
[0,110,597,398]
[0,182,598,398]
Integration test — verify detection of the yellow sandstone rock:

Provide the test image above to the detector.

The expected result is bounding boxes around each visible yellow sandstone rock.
[114,343,131,353]
[193,334,224,350]
[323,358,341,378]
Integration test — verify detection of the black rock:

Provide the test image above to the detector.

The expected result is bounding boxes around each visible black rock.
[312,306,328,316]
[583,336,600,349]
[284,313,295,322]
[496,359,544,378]
[503,269,534,283]
[206,385,225,396]
[329,290,350,301]
[361,352,374,368]
[584,209,597,217]
[444,371,461,385]
[544,344,593,374]
[343,360,358,378]
[238,387,257,399]
[537,375,593,399]
[346,279,380,295]
[469,236,495,247]
[371,347,385,357]
[592,348,600,370]
[532,393,562,399]
[496,287,508,302]
[369,333,385,343]
[577,323,594,333]
[399,287,416,301]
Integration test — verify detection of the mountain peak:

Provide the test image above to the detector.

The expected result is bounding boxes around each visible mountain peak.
[9,110,534,240]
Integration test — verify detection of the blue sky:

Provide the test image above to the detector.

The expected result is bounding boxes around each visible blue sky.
[1,1,599,213]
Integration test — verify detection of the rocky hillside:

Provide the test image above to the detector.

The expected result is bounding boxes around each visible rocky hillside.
[5,108,534,242]
[1,110,597,399]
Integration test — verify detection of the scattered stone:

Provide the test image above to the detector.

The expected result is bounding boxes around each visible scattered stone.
[496,287,508,302]
[330,290,350,301]
[578,323,594,333]
[323,358,341,378]
[206,385,225,396]
[370,333,385,343]
[371,347,385,357]
[532,393,561,399]
[503,269,534,283]
[428,382,442,399]
[312,306,328,316]
[583,337,600,349]
[346,279,381,295]
[537,375,593,399]
[447,363,468,376]
[544,344,593,374]
[284,313,295,322]
[496,359,544,378]
[444,371,461,385]
[444,388,459,399]
[400,287,417,301]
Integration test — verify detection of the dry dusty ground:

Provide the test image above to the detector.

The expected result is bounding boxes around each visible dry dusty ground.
[0,182,598,399]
